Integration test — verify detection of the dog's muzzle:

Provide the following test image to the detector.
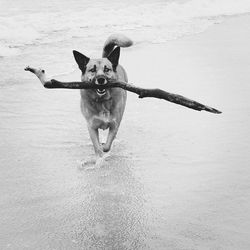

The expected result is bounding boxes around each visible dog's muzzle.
[95,77,107,95]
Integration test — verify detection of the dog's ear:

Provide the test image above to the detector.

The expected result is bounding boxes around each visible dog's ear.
[73,50,90,73]
[107,47,120,71]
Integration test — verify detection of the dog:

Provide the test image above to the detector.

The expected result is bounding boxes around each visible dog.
[73,34,133,165]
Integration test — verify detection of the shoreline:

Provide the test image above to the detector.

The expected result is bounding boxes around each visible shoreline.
[1,14,250,250]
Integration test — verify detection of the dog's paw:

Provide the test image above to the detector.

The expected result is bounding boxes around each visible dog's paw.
[78,158,96,170]
[78,153,110,170]
[95,156,106,168]
[101,143,111,153]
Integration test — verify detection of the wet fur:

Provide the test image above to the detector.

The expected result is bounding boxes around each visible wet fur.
[73,34,132,164]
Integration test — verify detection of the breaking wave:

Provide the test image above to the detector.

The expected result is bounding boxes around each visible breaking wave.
[0,0,250,57]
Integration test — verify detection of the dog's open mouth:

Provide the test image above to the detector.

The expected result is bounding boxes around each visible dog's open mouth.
[95,77,107,95]
[96,88,106,95]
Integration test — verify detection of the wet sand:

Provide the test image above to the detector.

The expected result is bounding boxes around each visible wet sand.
[1,15,250,249]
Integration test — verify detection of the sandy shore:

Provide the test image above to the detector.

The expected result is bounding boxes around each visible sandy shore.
[1,15,250,249]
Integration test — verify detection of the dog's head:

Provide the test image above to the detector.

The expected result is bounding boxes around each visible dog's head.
[73,47,120,96]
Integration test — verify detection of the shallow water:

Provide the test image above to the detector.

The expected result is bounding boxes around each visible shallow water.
[1,1,250,249]
[1,36,250,248]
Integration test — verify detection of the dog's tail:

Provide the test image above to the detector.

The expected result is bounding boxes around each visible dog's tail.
[102,34,133,58]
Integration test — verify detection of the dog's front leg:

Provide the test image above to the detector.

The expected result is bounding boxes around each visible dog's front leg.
[88,126,103,157]
[102,125,119,152]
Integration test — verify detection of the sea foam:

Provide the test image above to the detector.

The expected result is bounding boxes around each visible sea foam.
[0,0,250,57]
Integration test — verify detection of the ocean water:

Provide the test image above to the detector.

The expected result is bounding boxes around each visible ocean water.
[1,1,250,249]
[1,0,250,57]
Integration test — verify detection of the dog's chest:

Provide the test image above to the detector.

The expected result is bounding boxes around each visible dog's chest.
[91,101,114,130]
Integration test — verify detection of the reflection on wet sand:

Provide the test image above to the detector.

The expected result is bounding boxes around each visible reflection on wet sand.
[74,155,147,249]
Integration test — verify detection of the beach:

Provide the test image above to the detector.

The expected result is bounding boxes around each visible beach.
[1,1,250,249]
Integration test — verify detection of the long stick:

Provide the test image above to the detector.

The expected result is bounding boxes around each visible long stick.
[24,66,222,114]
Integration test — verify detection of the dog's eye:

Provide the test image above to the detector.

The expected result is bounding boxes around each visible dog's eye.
[89,68,96,73]
[104,67,111,73]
